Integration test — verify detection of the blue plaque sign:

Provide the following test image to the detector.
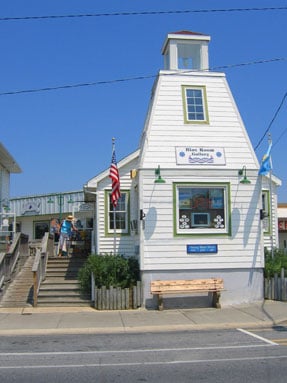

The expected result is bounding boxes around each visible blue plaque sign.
[186,244,218,254]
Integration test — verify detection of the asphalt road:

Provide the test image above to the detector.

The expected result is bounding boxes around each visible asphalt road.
[0,327,287,382]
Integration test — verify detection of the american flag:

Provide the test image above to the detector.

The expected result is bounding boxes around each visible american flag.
[109,148,121,208]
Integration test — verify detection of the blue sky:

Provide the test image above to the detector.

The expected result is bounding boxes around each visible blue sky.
[1,1,287,201]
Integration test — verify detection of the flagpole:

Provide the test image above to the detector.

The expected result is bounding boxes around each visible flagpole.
[109,137,121,255]
[113,205,116,254]
[112,138,116,254]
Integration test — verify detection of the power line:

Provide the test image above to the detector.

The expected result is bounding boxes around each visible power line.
[0,57,285,97]
[0,7,287,22]
[0,74,156,96]
[274,123,287,149]
[0,53,285,152]
[254,91,287,151]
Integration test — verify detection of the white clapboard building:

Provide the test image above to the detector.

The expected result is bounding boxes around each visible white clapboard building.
[0,143,21,248]
[84,31,281,308]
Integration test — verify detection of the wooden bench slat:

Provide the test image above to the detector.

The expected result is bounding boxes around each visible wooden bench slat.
[151,279,223,292]
[151,278,223,285]
[150,278,224,310]
[152,281,223,288]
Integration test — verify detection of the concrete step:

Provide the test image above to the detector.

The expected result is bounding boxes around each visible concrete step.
[38,290,84,296]
[1,254,89,308]
[48,257,86,263]
[41,283,80,289]
[46,271,81,277]
[0,302,33,308]
[37,295,91,303]
[45,274,80,279]
[39,285,82,292]
[35,301,91,307]
[36,255,90,307]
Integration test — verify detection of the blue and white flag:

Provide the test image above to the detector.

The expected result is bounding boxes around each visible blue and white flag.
[258,142,272,176]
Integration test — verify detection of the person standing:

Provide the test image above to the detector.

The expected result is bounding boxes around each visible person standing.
[50,218,60,242]
[58,215,77,257]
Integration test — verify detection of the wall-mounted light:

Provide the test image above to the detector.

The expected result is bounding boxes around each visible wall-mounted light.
[154,165,165,183]
[238,166,251,184]
[130,169,137,179]
[260,209,269,220]
[140,209,146,220]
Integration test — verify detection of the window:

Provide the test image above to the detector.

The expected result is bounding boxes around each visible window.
[262,190,271,234]
[177,43,201,70]
[182,85,209,123]
[34,221,49,239]
[174,184,230,235]
[106,192,129,235]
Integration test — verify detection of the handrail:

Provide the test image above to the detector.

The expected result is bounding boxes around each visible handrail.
[0,233,29,291]
[32,233,54,307]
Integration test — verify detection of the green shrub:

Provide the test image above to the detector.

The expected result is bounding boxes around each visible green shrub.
[78,253,140,293]
[264,248,287,278]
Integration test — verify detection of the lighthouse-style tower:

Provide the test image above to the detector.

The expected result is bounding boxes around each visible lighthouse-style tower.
[85,31,279,309]
[138,30,264,308]
[162,30,210,71]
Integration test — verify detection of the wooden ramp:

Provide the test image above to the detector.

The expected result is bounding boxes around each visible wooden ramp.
[0,256,34,308]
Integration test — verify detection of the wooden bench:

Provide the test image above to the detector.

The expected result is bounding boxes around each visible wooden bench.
[150,278,224,311]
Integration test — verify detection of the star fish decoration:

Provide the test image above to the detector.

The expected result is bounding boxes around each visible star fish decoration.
[179,215,190,229]
[214,215,224,228]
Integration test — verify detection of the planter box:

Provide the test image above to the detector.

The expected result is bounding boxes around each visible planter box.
[94,281,142,310]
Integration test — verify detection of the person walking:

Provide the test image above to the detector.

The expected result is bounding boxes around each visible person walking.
[58,215,77,257]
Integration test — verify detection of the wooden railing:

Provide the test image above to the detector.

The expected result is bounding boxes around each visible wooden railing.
[265,268,287,301]
[0,233,29,291]
[32,233,54,307]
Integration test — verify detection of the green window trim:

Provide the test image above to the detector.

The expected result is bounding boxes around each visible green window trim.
[182,85,209,124]
[105,190,130,236]
[173,182,231,237]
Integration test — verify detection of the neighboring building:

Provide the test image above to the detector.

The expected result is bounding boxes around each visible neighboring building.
[0,143,21,249]
[9,191,95,252]
[0,142,21,210]
[84,31,281,308]
[261,175,281,252]
[278,203,287,252]
[84,150,140,257]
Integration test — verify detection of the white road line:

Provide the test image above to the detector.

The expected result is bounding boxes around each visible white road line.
[237,328,278,345]
[0,343,272,357]
[1,355,287,370]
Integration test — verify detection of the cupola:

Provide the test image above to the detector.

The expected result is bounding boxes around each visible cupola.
[162,30,210,71]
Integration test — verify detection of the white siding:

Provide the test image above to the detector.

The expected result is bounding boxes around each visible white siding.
[10,191,84,217]
[139,168,263,271]
[0,166,10,205]
[93,156,139,257]
[137,68,267,276]
[139,72,258,170]
[262,176,280,250]
[9,191,92,241]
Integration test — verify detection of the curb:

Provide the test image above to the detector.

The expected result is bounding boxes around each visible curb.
[0,320,282,337]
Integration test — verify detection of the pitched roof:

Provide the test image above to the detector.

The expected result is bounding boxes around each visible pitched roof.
[162,30,210,53]
[0,142,21,173]
[170,30,206,36]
